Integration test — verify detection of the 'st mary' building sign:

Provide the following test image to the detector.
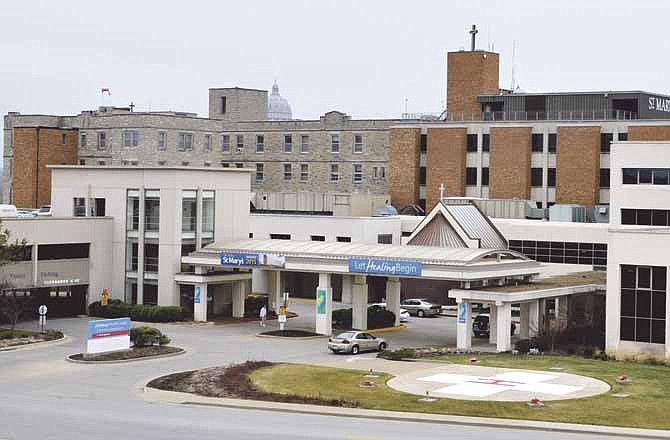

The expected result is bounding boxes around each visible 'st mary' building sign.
[348,257,422,277]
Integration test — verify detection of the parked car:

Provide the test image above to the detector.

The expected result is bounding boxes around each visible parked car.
[472,314,517,338]
[37,205,52,216]
[16,209,37,218]
[370,302,410,323]
[328,331,387,355]
[401,298,441,317]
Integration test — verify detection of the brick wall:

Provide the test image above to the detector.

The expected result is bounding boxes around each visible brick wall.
[388,127,420,209]
[628,125,670,141]
[425,127,467,208]
[11,127,78,208]
[489,127,531,199]
[556,126,600,207]
[446,51,499,119]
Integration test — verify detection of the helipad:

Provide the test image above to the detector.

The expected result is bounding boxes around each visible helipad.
[387,364,610,402]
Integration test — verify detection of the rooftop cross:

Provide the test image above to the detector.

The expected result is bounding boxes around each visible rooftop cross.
[469,24,478,51]
[439,183,445,200]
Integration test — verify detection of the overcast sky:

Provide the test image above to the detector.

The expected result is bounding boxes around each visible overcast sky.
[2,0,670,139]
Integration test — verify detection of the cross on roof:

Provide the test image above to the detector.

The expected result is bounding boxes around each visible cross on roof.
[469,24,478,51]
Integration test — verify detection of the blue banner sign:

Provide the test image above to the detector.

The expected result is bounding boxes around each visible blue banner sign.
[458,303,467,324]
[220,252,262,267]
[348,258,422,276]
[86,317,131,340]
[194,286,201,304]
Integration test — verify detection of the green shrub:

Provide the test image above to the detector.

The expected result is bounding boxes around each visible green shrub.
[245,295,269,318]
[332,307,395,330]
[89,300,186,322]
[515,338,532,354]
[378,347,417,361]
[130,326,170,347]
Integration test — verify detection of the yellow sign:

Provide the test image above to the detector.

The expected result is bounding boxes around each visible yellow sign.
[101,289,109,306]
[279,305,286,316]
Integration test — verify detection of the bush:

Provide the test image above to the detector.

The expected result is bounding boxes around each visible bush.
[130,326,170,347]
[89,300,186,322]
[378,347,417,361]
[332,307,396,330]
[515,338,532,354]
[245,295,272,318]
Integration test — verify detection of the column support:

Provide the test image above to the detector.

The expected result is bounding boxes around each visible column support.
[232,280,246,318]
[341,275,353,305]
[352,275,368,330]
[456,299,472,351]
[520,302,530,339]
[136,187,145,304]
[489,303,498,344]
[193,283,208,322]
[386,277,401,327]
[315,273,332,335]
[496,302,512,352]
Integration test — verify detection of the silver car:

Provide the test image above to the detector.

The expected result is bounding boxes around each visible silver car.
[401,298,441,317]
[328,331,387,355]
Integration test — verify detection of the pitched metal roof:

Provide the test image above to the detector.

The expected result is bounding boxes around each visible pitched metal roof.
[442,202,508,249]
[407,214,466,248]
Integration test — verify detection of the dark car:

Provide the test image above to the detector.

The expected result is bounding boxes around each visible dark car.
[472,314,516,338]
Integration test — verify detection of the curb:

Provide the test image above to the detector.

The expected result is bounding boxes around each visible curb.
[140,387,670,439]
[0,334,69,352]
[255,333,327,340]
[367,324,407,333]
[65,347,186,364]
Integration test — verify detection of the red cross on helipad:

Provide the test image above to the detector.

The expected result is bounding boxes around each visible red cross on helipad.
[468,378,524,387]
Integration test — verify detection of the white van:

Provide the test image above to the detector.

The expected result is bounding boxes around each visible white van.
[0,205,19,218]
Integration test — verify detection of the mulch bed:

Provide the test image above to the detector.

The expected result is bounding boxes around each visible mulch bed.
[147,361,358,408]
[212,312,298,325]
[0,330,63,349]
[259,329,321,337]
[70,345,182,361]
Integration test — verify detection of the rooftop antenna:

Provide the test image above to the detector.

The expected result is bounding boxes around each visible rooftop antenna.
[469,24,478,51]
[511,40,518,91]
[404,97,408,117]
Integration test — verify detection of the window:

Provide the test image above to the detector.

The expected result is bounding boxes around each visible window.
[236,134,244,151]
[600,133,613,153]
[283,163,292,181]
[373,166,386,179]
[300,164,308,182]
[123,130,139,147]
[79,159,86,165]
[548,133,557,153]
[204,134,212,151]
[204,161,211,167]
[92,198,106,216]
[466,167,477,185]
[236,163,243,168]
[623,168,670,185]
[623,168,638,184]
[532,133,544,152]
[255,163,264,182]
[80,133,87,147]
[353,164,363,183]
[336,236,352,243]
[158,132,167,150]
[221,162,229,168]
[144,190,160,232]
[311,235,325,241]
[62,133,67,144]
[600,168,610,188]
[548,168,556,187]
[97,132,107,150]
[377,234,393,244]
[144,243,159,273]
[181,190,197,233]
[653,168,670,185]
[618,132,628,141]
[221,96,226,114]
[73,198,86,217]
[178,133,193,151]
[270,233,291,240]
[420,134,428,153]
[221,135,230,153]
[256,135,264,153]
[98,160,106,166]
[201,190,215,243]
[531,168,543,187]
[621,209,670,226]
[331,134,340,153]
[466,134,478,152]
[620,265,666,344]
[330,164,339,182]
[508,239,607,266]
[353,134,364,153]
[419,167,427,185]
[38,243,89,260]
[300,135,309,153]
[482,134,490,152]
[481,167,489,186]
[126,191,139,231]
[284,135,293,153]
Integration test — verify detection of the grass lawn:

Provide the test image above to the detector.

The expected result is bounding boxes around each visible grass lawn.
[249,354,670,430]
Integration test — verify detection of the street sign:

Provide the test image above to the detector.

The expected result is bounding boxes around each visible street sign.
[38,305,48,316]
[86,317,131,355]
[101,289,109,306]
[194,286,201,304]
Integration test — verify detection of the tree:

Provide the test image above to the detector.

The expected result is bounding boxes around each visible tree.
[0,222,29,337]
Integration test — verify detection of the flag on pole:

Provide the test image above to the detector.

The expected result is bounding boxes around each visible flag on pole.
[101,88,111,96]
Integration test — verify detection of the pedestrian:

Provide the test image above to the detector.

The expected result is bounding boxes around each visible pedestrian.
[259,305,267,327]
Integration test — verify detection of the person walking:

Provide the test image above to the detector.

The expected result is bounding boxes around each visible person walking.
[259,305,267,327]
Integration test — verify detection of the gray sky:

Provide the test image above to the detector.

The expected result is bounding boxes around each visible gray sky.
[2,0,669,132]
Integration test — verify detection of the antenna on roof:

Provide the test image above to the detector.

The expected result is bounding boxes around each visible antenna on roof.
[511,40,518,92]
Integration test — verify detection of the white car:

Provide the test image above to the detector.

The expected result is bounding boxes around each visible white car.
[370,302,410,323]
[36,205,52,216]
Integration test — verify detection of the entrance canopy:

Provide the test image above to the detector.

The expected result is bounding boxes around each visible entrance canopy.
[183,239,541,282]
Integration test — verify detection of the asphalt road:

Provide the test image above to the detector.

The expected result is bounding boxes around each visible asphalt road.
[0,302,629,440]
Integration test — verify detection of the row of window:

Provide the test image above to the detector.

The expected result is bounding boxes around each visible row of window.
[82,131,367,154]
[621,209,670,226]
[601,132,627,153]
[622,168,670,185]
[264,233,392,244]
[462,167,556,187]
[253,163,384,183]
[620,265,666,344]
[509,240,607,266]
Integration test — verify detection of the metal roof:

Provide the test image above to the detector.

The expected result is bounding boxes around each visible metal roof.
[442,202,508,249]
[407,214,466,248]
[198,239,529,266]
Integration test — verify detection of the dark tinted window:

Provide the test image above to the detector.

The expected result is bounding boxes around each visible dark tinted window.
[622,168,638,184]
[637,209,652,226]
[466,167,477,185]
[548,133,557,153]
[481,168,489,186]
[482,134,490,152]
[621,209,636,225]
[420,134,427,153]
[531,168,543,187]
[419,167,426,185]
[547,168,556,187]
[652,210,669,226]
[600,133,613,153]
[38,243,89,260]
[336,236,351,243]
[311,235,325,241]
[653,168,670,185]
[531,134,543,152]
[618,132,628,141]
[377,234,393,244]
[638,168,653,184]
[269,234,291,240]
[599,168,610,188]
[466,134,478,152]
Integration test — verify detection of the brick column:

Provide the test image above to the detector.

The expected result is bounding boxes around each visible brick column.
[489,127,531,200]
[388,128,421,209]
[556,126,600,207]
[426,127,467,208]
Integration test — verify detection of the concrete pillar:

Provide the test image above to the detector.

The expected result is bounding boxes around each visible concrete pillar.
[556,296,568,330]
[137,187,145,304]
[519,303,530,339]
[341,274,353,305]
[193,283,208,322]
[456,299,472,351]
[352,275,368,330]
[195,188,203,250]
[232,280,246,318]
[315,273,333,335]
[529,300,540,337]
[489,303,497,344]
[496,302,513,352]
[270,271,283,314]
[386,277,401,327]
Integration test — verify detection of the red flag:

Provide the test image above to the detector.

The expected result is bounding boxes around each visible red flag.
[101,88,111,96]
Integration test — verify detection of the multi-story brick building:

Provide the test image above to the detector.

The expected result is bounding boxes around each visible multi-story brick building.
[390,49,670,212]
[3,85,397,215]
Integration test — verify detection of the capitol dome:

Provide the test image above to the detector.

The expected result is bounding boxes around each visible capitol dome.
[267,81,292,120]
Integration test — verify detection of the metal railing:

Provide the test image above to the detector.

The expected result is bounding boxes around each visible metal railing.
[444,110,639,122]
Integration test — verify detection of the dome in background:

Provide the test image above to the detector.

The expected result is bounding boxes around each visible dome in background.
[267,81,292,120]
[374,205,399,217]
